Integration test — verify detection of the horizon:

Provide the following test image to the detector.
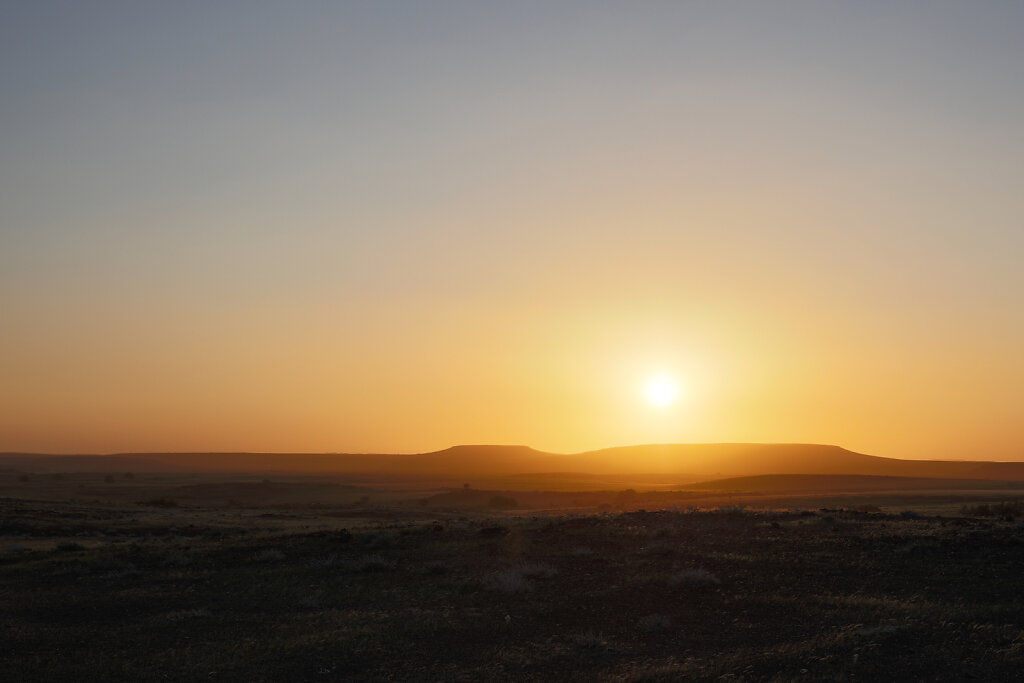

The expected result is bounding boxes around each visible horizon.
[3,3,1023,460]
[4,441,1022,464]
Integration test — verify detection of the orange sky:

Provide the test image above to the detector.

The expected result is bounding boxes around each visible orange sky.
[2,3,1022,459]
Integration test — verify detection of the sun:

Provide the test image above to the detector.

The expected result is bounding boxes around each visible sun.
[643,373,681,408]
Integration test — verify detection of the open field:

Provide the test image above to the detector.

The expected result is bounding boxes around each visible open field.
[4,472,1024,681]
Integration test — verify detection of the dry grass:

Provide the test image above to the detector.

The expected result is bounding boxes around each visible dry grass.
[3,493,1024,680]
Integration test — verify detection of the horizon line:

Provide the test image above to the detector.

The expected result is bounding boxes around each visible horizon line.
[0,442,1006,463]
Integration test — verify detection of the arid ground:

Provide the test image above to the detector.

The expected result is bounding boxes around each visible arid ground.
[3,469,1024,681]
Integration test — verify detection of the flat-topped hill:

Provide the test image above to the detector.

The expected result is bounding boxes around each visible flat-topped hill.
[681,473,1024,493]
[3,443,1024,481]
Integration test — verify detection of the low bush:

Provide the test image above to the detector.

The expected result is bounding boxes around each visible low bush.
[961,501,1024,518]
[486,568,532,593]
[140,497,179,508]
[638,613,673,632]
[54,541,84,552]
[252,548,285,562]
[355,554,395,573]
[668,567,720,588]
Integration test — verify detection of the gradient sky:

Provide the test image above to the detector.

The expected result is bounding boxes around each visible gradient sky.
[2,2,1022,459]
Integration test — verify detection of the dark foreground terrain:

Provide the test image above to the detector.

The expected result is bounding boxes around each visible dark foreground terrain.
[3,493,1024,681]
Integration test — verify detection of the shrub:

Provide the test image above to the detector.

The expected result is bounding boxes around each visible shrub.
[163,553,191,567]
[486,568,532,593]
[485,562,556,592]
[638,614,673,632]
[165,609,210,622]
[55,541,84,552]
[252,548,285,562]
[360,531,396,549]
[516,562,557,579]
[140,497,179,508]
[572,631,607,648]
[308,554,337,568]
[421,562,451,576]
[296,591,325,609]
[669,567,720,588]
[355,554,396,573]
[961,501,1024,518]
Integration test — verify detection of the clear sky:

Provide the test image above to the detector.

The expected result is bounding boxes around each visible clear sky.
[2,2,1022,459]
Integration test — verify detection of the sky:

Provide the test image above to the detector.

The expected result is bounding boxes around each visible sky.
[2,2,1022,459]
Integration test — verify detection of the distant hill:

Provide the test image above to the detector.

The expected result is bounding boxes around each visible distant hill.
[4,443,1024,482]
[0,446,562,477]
[0,454,185,473]
[681,473,1024,493]
[576,443,1024,480]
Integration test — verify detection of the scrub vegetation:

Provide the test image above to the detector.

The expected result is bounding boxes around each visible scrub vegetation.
[3,474,1024,681]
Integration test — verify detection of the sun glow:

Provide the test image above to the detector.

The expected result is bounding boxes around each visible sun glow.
[643,373,681,408]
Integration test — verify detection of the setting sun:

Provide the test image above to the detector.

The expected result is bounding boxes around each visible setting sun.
[643,373,681,408]
[2,4,1022,462]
